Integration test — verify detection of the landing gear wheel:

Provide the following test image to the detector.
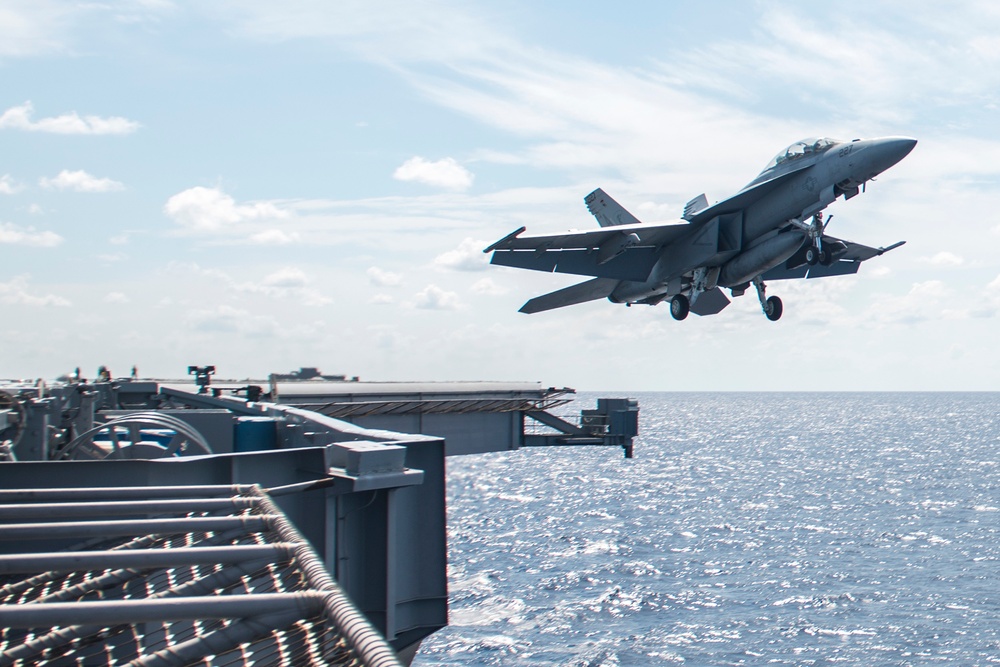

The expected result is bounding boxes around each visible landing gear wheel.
[806,245,819,266]
[818,247,832,266]
[670,294,690,321]
[765,295,783,321]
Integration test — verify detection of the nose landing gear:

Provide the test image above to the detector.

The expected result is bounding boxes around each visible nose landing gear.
[805,212,833,266]
[753,276,782,321]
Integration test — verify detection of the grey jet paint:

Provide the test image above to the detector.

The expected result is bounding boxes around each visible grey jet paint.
[484,136,916,321]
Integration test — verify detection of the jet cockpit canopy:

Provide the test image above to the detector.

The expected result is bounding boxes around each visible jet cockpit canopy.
[761,137,840,173]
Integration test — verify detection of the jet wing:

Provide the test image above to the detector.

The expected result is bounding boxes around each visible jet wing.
[485,221,689,282]
[763,238,905,281]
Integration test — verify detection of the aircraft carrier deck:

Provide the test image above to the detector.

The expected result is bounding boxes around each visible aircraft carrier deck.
[0,368,639,666]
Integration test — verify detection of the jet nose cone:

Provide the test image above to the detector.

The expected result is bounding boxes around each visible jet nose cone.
[869,136,917,174]
[889,136,918,159]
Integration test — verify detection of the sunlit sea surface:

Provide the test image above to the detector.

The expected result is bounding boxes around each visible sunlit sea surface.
[414,392,1000,666]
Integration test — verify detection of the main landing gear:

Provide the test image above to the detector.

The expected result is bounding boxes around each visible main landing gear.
[753,276,782,321]
[670,294,690,321]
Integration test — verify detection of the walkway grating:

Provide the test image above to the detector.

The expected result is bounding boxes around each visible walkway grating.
[0,485,402,667]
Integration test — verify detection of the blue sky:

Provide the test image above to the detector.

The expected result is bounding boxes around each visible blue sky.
[2,1,999,390]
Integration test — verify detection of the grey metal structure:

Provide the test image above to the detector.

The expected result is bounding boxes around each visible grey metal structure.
[485,135,917,320]
[259,380,637,458]
[0,373,639,664]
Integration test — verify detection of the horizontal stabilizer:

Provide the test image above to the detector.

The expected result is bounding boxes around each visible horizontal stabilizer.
[584,188,642,227]
[519,278,619,314]
[689,287,731,316]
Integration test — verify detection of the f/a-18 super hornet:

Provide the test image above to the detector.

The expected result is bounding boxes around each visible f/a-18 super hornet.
[484,136,916,321]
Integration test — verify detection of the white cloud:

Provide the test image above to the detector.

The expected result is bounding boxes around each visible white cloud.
[0,275,70,306]
[393,156,474,190]
[434,237,489,271]
[921,251,964,266]
[184,264,331,306]
[164,186,289,233]
[261,267,308,289]
[0,222,63,247]
[0,101,139,135]
[40,169,125,193]
[0,2,75,58]
[248,229,300,245]
[103,292,130,303]
[866,280,955,325]
[0,175,23,194]
[367,266,402,287]
[370,294,394,305]
[187,305,279,337]
[413,284,462,310]
[869,266,892,278]
[470,277,507,295]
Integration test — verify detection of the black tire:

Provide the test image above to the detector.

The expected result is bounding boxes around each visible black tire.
[806,246,819,266]
[819,247,832,265]
[670,294,690,321]
[765,295,783,321]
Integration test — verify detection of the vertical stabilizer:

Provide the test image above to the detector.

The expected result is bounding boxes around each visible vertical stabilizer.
[584,188,642,227]
[683,193,709,220]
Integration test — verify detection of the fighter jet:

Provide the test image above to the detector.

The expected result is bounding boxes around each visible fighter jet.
[484,136,916,321]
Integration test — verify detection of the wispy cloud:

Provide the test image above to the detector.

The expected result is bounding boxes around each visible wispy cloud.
[183,263,331,306]
[0,275,70,306]
[248,229,300,245]
[0,175,24,194]
[40,169,125,192]
[920,251,964,267]
[103,292,130,304]
[0,222,63,247]
[471,277,507,295]
[0,102,140,135]
[0,1,77,58]
[186,305,279,337]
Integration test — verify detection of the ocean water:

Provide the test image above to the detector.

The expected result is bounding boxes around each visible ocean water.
[414,392,1000,666]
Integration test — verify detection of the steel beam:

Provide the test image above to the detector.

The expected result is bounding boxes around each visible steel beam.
[0,484,249,502]
[0,515,274,541]
[0,543,295,575]
[0,592,321,628]
[0,497,259,520]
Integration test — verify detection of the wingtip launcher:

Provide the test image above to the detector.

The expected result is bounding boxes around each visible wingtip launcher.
[483,226,527,254]
[877,240,906,256]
